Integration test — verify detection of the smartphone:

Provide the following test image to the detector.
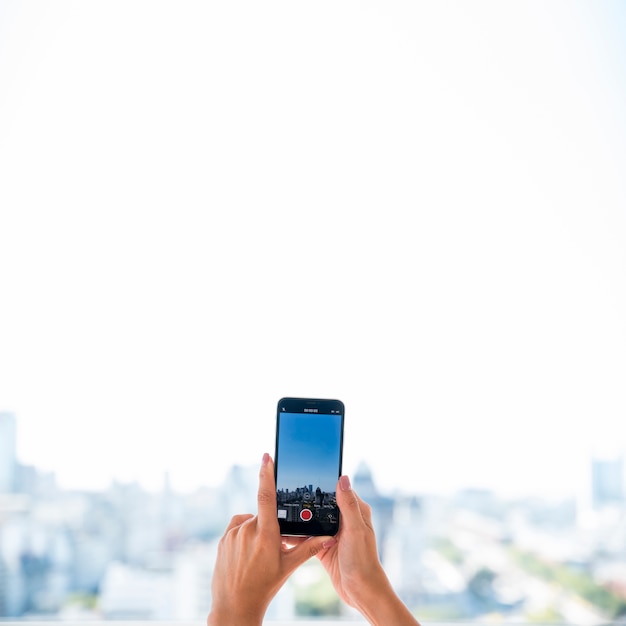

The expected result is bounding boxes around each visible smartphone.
[274,397,345,536]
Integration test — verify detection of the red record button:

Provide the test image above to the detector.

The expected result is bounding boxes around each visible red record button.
[300,509,313,521]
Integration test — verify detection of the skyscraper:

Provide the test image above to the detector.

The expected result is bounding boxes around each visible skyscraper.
[0,412,17,493]
[591,456,624,509]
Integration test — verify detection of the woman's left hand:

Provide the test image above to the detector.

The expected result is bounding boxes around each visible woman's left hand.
[207,453,335,626]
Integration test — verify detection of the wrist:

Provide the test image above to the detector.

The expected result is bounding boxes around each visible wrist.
[349,571,419,626]
[207,605,264,626]
[346,564,390,607]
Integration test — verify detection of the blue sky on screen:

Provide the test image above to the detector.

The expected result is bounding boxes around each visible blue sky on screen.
[276,413,342,493]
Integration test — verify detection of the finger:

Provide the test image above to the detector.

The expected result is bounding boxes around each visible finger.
[315,535,338,561]
[354,492,373,525]
[335,475,364,530]
[256,452,279,531]
[224,513,254,535]
[283,535,336,570]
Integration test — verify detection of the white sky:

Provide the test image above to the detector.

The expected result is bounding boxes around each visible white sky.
[1,1,625,499]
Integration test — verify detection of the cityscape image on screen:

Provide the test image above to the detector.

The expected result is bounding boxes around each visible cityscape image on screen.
[276,412,342,525]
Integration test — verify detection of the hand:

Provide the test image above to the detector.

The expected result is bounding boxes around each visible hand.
[316,475,421,626]
[207,453,334,626]
[315,475,386,608]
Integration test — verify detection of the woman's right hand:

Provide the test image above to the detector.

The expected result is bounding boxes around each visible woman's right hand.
[316,475,421,626]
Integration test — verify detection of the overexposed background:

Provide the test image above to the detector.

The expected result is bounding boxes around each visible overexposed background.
[1,1,625,499]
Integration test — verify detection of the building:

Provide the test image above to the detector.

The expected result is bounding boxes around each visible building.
[0,412,17,494]
[592,456,624,509]
[352,463,395,562]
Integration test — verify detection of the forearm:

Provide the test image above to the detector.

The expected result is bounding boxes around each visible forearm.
[207,598,266,626]
[351,572,420,626]
[359,595,420,626]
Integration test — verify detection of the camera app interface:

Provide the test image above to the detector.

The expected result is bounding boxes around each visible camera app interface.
[276,411,342,526]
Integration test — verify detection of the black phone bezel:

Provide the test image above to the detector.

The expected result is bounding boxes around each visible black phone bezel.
[274,397,345,537]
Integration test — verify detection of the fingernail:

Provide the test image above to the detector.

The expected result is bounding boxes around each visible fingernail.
[322,538,337,549]
[262,452,270,465]
[339,475,351,491]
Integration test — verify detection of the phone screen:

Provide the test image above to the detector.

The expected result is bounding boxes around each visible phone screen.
[274,397,344,536]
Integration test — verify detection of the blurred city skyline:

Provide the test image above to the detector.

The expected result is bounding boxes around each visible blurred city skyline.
[2,409,625,507]
[2,407,626,621]
[1,2,625,502]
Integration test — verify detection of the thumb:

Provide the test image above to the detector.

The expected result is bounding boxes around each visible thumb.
[283,535,337,570]
[335,475,362,530]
